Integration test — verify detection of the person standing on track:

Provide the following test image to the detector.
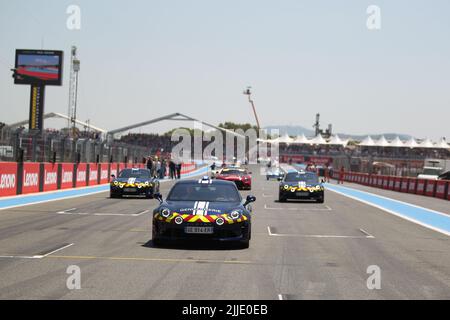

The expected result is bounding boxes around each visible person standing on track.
[176,163,182,179]
[169,160,176,179]
[338,166,345,184]
[146,156,153,175]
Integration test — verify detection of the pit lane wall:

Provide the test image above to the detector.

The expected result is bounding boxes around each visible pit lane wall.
[331,171,450,201]
[0,162,199,198]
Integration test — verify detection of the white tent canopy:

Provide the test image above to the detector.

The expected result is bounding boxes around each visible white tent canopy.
[293,134,309,144]
[272,133,294,144]
[309,134,327,145]
[374,135,390,147]
[404,137,419,148]
[435,138,450,149]
[390,136,404,147]
[328,134,348,146]
[359,136,376,146]
[419,138,434,148]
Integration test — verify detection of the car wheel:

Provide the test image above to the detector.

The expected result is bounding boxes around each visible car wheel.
[239,239,250,249]
[278,194,286,202]
[152,238,163,247]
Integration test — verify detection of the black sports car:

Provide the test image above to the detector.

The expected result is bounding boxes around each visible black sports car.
[110,168,160,198]
[278,171,325,203]
[152,177,255,248]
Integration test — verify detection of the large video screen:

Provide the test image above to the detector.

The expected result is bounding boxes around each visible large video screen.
[14,49,63,86]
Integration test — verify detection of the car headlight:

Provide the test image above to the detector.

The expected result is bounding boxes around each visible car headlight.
[113,181,119,186]
[230,210,241,220]
[283,185,289,190]
[174,216,183,225]
[160,208,171,218]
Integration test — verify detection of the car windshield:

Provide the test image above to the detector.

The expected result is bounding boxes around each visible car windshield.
[221,169,246,175]
[284,172,319,184]
[167,183,241,202]
[422,168,441,175]
[118,169,150,179]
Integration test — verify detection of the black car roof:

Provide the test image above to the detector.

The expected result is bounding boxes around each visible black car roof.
[175,179,236,186]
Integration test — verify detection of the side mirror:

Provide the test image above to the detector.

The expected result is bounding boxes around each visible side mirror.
[111,174,116,179]
[277,176,283,181]
[154,193,163,203]
[244,195,256,206]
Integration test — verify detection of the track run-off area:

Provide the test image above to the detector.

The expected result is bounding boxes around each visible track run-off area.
[0,165,449,299]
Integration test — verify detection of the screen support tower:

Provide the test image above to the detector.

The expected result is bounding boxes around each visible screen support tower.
[67,46,80,137]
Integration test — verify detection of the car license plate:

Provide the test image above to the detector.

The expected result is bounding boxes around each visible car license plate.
[123,187,136,192]
[296,191,309,197]
[185,226,214,234]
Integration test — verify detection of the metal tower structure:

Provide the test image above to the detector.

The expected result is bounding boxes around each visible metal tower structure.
[243,87,261,130]
[67,46,80,137]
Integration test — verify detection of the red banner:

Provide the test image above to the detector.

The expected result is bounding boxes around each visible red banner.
[100,163,109,184]
[119,163,126,174]
[408,179,417,194]
[89,163,98,186]
[416,179,426,195]
[76,163,88,187]
[394,177,402,192]
[22,162,40,194]
[0,162,17,196]
[400,178,409,193]
[424,180,436,197]
[60,163,74,189]
[42,163,58,192]
[110,163,118,179]
[435,180,448,199]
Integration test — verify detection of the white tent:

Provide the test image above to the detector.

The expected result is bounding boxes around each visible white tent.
[309,134,327,145]
[272,133,294,144]
[374,135,390,147]
[390,136,404,147]
[435,138,450,149]
[328,134,347,146]
[293,134,309,144]
[404,137,419,148]
[418,138,434,148]
[359,136,376,146]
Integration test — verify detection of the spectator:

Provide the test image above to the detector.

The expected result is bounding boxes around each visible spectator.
[169,160,176,179]
[160,158,166,179]
[338,166,345,184]
[155,158,161,178]
[146,157,153,174]
[176,163,182,179]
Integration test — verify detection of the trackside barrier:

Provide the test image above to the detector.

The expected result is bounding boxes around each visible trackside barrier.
[0,162,17,196]
[425,180,436,197]
[42,163,58,192]
[435,180,447,200]
[416,179,426,196]
[332,170,449,201]
[0,161,202,197]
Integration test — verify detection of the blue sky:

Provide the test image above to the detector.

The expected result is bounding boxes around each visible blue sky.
[0,0,449,140]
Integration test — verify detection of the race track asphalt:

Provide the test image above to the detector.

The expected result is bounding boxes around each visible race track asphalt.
[0,165,450,299]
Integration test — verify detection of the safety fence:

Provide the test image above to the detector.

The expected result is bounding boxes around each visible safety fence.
[331,171,450,201]
[0,161,198,197]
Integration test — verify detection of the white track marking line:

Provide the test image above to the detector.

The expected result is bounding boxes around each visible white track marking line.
[0,243,74,260]
[262,194,273,198]
[57,208,77,214]
[278,294,284,300]
[132,209,150,216]
[326,187,450,237]
[37,243,74,258]
[267,226,375,239]
[264,204,332,211]
[359,228,375,238]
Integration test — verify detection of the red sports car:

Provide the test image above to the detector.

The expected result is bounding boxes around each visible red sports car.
[215,167,252,190]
